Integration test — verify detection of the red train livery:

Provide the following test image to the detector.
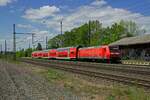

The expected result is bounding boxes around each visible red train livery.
[42,50,49,58]
[32,51,43,58]
[32,45,120,63]
[78,46,110,59]
[56,47,78,59]
[48,49,57,59]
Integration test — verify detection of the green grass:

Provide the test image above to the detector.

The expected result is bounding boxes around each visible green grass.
[41,68,66,82]
[0,55,21,64]
[106,86,150,100]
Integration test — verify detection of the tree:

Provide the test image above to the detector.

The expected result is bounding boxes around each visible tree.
[16,49,25,57]
[119,20,146,37]
[16,48,35,57]
[36,43,42,50]
[48,20,145,48]
[48,35,62,48]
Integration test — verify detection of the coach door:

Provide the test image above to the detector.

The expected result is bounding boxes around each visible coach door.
[69,48,76,59]
[102,47,107,59]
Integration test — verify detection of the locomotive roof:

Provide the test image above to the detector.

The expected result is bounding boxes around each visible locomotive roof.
[109,34,150,46]
[79,45,108,49]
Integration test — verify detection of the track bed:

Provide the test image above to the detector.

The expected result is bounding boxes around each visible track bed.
[20,58,150,88]
[0,60,83,100]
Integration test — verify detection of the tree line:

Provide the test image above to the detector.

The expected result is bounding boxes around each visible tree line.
[48,20,145,48]
[16,43,42,57]
[16,20,145,57]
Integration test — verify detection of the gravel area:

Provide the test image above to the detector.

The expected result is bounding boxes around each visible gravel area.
[0,60,85,100]
[1,59,150,100]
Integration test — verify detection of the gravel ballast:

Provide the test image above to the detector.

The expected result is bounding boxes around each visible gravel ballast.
[1,59,150,100]
[0,60,84,100]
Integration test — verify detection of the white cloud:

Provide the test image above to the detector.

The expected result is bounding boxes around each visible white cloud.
[91,0,107,6]
[17,24,33,29]
[0,0,15,6]
[23,0,150,35]
[53,0,150,33]
[23,5,60,20]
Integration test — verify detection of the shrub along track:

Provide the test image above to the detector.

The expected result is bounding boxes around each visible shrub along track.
[20,58,150,89]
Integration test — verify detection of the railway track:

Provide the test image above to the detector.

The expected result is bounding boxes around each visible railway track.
[20,58,150,88]
[26,58,150,75]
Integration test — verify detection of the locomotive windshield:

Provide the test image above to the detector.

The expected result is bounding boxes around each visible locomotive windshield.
[109,46,120,52]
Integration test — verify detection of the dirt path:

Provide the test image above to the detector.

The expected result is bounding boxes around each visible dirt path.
[0,60,83,100]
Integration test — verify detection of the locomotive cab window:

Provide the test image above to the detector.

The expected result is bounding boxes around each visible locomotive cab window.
[109,46,119,52]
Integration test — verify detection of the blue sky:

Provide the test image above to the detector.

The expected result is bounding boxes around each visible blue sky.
[0,0,150,51]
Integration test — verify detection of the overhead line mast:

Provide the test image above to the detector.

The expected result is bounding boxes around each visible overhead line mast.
[13,24,16,60]
[46,36,48,49]
[60,20,63,47]
[88,20,91,46]
[0,44,2,54]
[13,24,36,60]
[5,40,7,55]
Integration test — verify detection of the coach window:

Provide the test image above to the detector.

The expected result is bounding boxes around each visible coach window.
[70,50,74,54]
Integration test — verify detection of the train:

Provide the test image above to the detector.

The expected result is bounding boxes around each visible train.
[31,45,120,63]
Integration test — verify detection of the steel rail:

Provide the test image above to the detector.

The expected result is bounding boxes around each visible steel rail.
[25,58,150,75]
[20,58,150,88]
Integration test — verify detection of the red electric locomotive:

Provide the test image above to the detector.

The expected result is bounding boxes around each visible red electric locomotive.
[78,45,120,62]
[109,45,120,61]
[78,45,110,59]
